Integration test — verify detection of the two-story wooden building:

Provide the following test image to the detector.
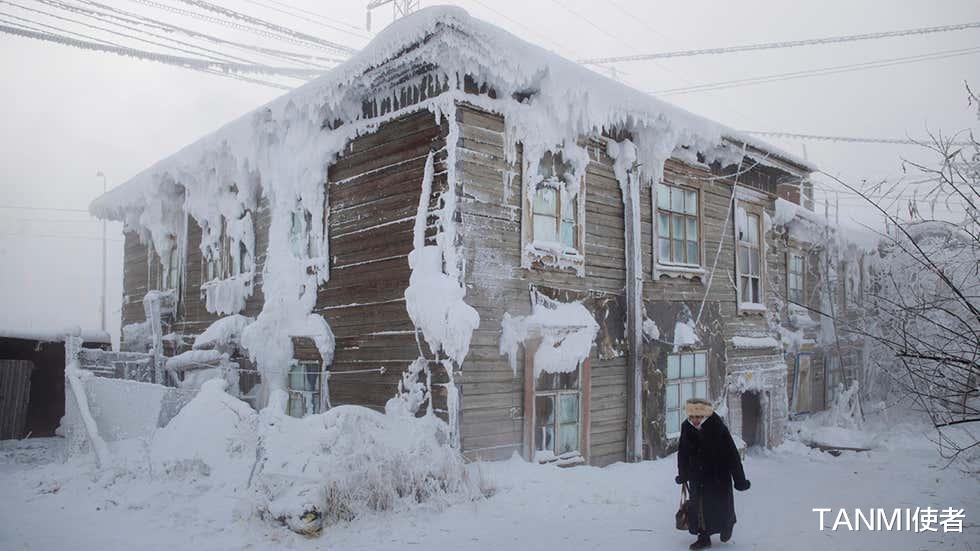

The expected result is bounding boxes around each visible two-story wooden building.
[92,6,831,466]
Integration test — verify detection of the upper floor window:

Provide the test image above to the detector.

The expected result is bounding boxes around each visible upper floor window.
[522,150,585,275]
[788,253,804,304]
[656,183,700,266]
[151,235,178,291]
[736,206,763,305]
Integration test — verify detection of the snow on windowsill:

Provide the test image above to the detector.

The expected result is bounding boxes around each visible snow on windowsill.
[654,262,706,281]
[534,449,586,467]
[201,273,254,316]
[731,335,781,350]
[737,302,767,315]
[523,240,585,276]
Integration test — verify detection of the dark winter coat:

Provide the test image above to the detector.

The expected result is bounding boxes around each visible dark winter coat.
[676,413,749,537]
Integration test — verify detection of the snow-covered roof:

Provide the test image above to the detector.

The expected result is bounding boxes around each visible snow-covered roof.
[90,6,814,220]
[0,327,110,344]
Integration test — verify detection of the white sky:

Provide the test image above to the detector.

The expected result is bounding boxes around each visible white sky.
[1,0,978,344]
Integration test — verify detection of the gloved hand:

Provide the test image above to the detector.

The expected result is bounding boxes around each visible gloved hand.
[675,475,685,485]
[734,479,751,491]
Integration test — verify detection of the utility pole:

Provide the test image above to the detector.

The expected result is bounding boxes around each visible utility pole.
[366,0,420,31]
[96,171,107,334]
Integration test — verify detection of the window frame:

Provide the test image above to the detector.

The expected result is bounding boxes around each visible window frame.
[523,336,591,465]
[734,198,767,312]
[521,150,587,276]
[664,350,709,439]
[655,182,702,269]
[287,359,322,418]
[787,251,805,305]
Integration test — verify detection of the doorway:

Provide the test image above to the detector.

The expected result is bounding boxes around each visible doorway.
[741,391,763,447]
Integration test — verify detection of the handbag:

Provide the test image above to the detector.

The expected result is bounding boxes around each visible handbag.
[675,482,691,531]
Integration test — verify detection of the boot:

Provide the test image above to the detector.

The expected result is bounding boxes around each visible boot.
[689,534,711,550]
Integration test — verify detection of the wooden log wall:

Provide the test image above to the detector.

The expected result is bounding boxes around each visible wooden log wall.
[316,109,450,414]
[454,104,629,467]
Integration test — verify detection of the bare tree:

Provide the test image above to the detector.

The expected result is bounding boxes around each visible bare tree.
[820,83,979,464]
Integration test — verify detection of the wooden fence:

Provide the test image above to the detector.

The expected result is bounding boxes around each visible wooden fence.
[0,360,34,440]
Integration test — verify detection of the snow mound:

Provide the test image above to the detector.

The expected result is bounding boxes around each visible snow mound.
[150,379,258,479]
[253,401,476,533]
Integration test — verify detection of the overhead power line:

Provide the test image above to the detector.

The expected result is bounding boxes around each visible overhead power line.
[0,23,316,88]
[652,45,980,96]
[745,131,977,147]
[173,0,356,55]
[580,20,980,65]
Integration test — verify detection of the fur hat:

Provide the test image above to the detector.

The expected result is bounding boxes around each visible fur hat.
[684,398,714,417]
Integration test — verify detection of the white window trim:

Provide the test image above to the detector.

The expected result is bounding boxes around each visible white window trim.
[653,180,706,281]
[521,153,587,277]
[734,192,768,314]
[664,349,710,439]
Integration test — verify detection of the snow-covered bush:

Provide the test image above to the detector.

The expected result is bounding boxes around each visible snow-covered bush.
[252,396,477,534]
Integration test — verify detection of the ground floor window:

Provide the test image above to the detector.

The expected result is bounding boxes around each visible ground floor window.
[665,351,708,437]
[287,360,322,418]
[534,370,580,459]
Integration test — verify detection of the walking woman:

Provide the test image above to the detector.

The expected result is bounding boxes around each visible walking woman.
[675,398,750,549]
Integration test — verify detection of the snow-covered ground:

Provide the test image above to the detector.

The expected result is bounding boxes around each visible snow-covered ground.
[1,415,978,551]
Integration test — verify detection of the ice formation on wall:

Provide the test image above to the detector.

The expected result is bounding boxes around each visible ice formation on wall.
[499,294,599,377]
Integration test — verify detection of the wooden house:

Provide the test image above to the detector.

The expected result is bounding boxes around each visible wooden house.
[92,7,841,466]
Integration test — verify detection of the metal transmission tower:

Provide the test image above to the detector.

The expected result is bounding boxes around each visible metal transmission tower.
[366,0,420,31]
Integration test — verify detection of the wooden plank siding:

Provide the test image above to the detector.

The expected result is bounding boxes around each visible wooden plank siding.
[455,104,628,467]
[316,109,450,415]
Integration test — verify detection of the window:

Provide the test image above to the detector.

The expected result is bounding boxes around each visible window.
[788,253,804,304]
[204,219,229,282]
[530,151,579,250]
[533,369,581,461]
[656,183,700,266]
[287,360,322,418]
[665,351,708,437]
[150,235,178,291]
[736,207,763,305]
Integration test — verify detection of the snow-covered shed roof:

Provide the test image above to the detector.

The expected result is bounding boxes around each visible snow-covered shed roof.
[0,327,110,344]
[90,5,814,221]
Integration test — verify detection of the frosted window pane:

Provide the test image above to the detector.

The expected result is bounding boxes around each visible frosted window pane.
[686,217,697,241]
[534,186,557,215]
[666,410,679,435]
[749,249,760,274]
[536,425,555,452]
[694,353,706,376]
[672,216,684,241]
[747,214,759,244]
[686,242,698,265]
[559,394,578,424]
[658,213,670,237]
[533,214,557,242]
[685,190,697,215]
[738,246,748,271]
[535,395,555,426]
[657,185,670,210]
[658,238,671,261]
[751,278,760,303]
[681,353,695,378]
[559,423,579,454]
[667,355,680,379]
[671,187,684,212]
[560,221,575,247]
[673,239,684,262]
[680,382,693,405]
[695,381,707,399]
[666,383,678,408]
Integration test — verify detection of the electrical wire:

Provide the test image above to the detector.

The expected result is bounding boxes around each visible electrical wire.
[744,131,976,147]
[580,20,980,65]
[652,45,980,96]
